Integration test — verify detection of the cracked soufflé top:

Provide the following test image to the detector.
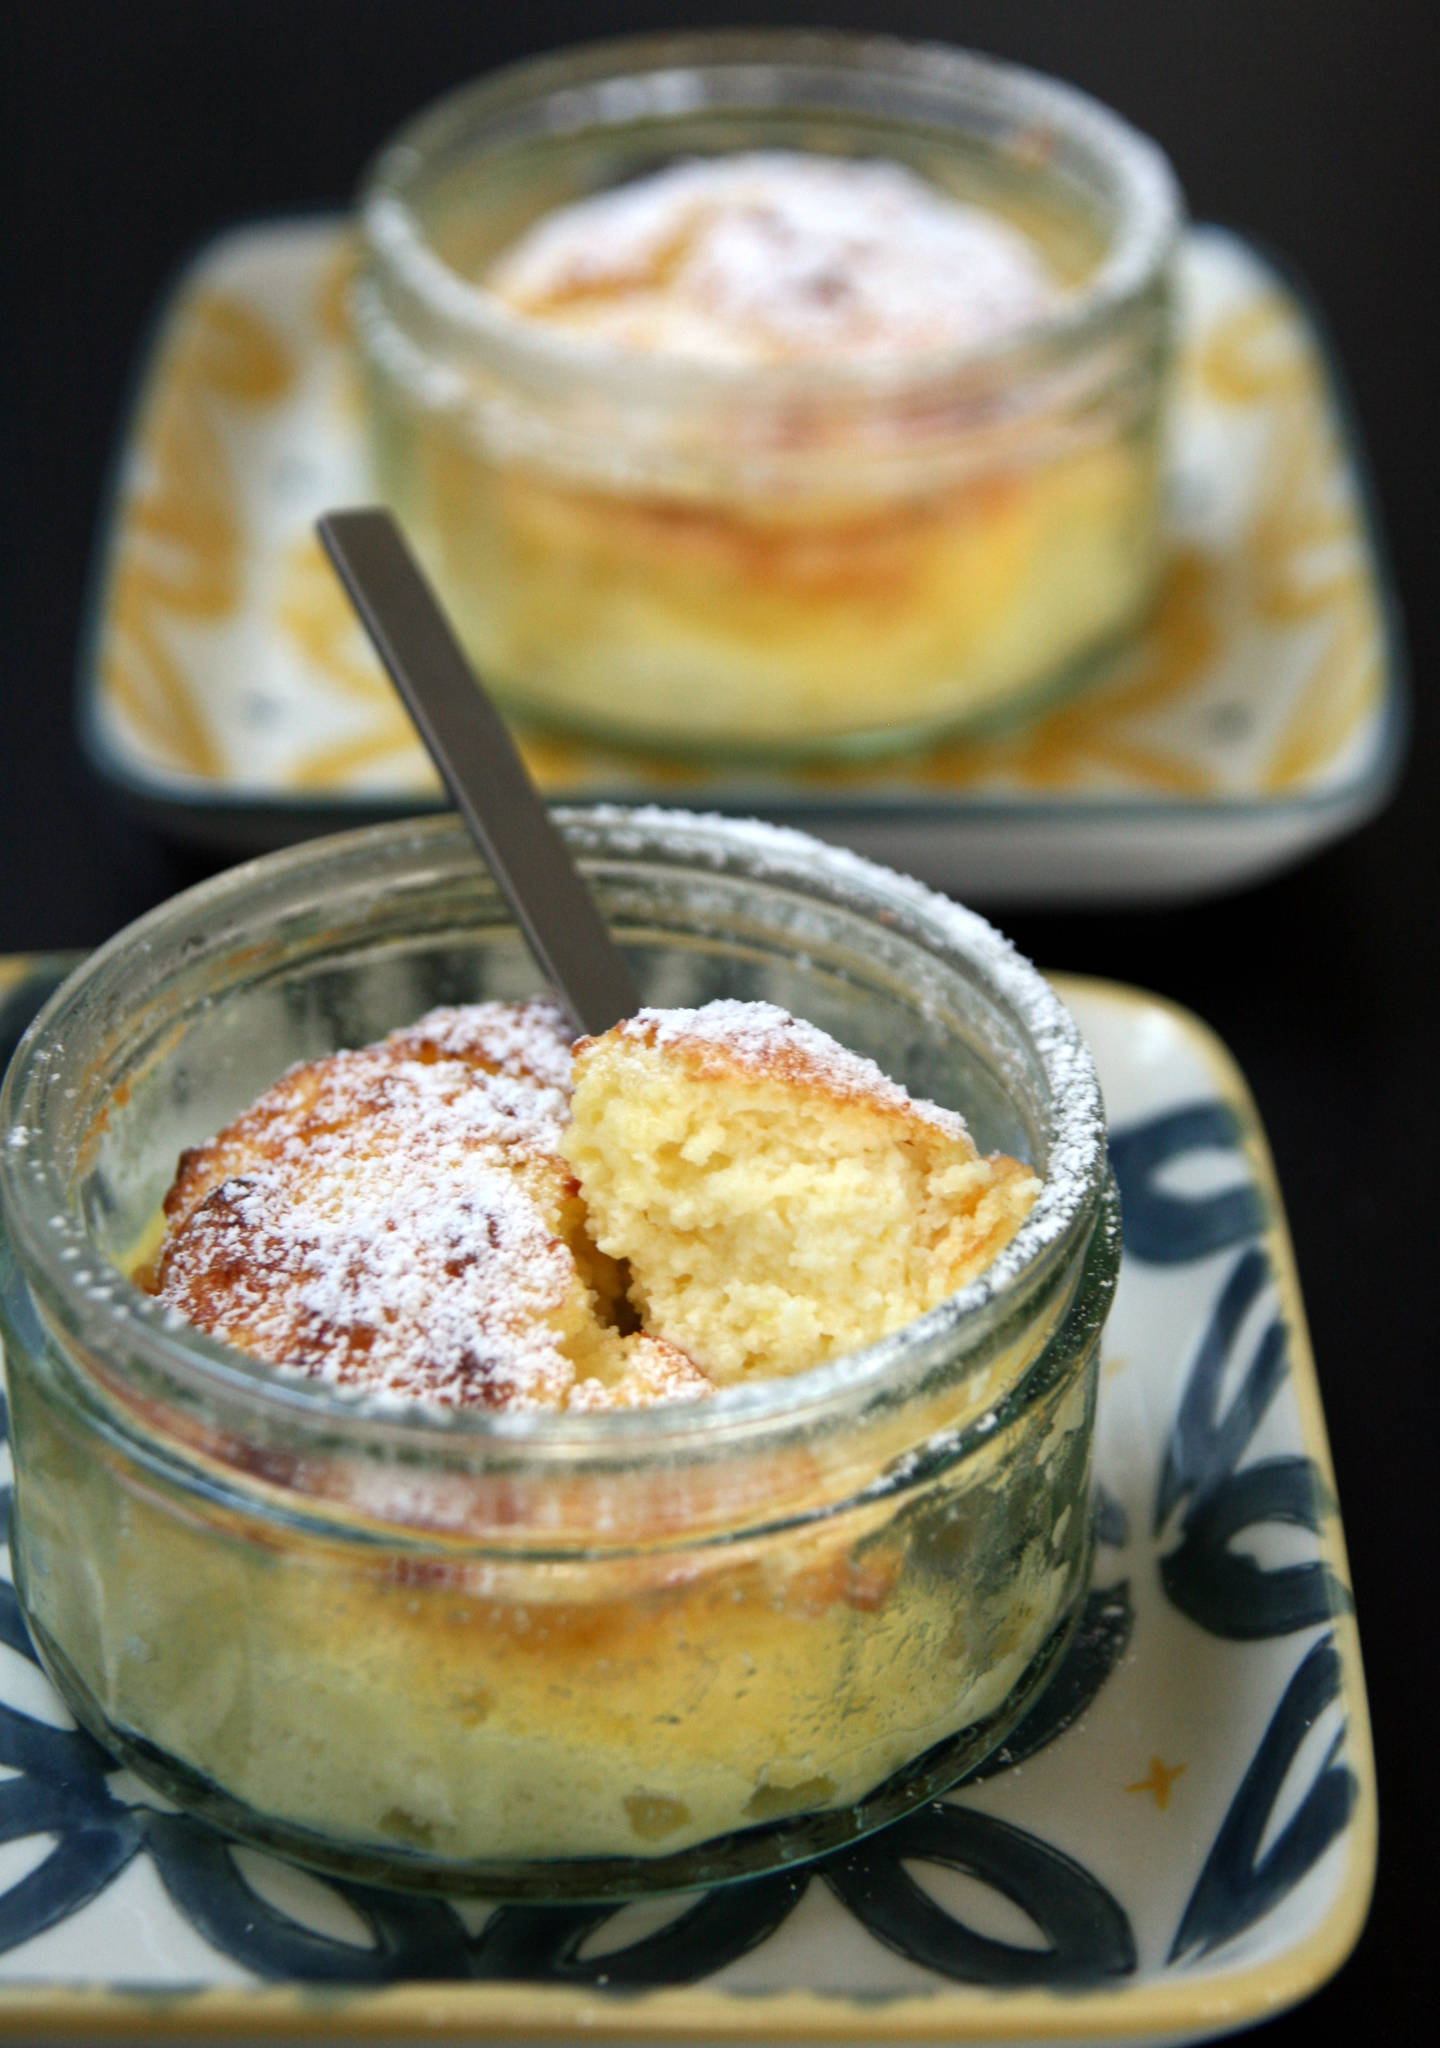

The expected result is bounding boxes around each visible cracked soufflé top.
[147,997,1040,1409]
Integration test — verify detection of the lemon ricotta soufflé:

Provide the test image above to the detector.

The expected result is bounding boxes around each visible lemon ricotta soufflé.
[88,995,1067,1867]
[146,995,1039,1408]
[366,147,1163,750]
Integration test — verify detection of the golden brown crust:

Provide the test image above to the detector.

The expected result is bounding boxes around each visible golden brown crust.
[145,1000,710,1411]
[148,998,1036,1408]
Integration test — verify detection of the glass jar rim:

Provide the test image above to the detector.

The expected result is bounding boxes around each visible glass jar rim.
[0,809,1109,1465]
[357,27,1183,407]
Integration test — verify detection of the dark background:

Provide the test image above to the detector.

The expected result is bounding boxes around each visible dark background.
[2,2,1436,2036]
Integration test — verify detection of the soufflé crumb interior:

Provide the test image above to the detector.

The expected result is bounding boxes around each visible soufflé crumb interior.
[145,997,1040,1408]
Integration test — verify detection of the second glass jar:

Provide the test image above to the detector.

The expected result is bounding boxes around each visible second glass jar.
[355,31,1182,758]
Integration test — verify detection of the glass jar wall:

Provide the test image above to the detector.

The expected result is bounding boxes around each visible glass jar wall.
[355,33,1182,758]
[0,812,1117,1896]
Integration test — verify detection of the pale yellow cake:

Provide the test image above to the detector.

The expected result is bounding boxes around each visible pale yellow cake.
[149,996,1038,1405]
[56,995,1072,1869]
[148,998,708,1412]
[566,1000,1040,1384]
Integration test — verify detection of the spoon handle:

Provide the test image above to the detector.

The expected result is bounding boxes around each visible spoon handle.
[318,508,640,1038]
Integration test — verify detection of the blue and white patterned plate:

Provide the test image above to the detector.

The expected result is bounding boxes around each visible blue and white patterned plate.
[0,961,1374,2043]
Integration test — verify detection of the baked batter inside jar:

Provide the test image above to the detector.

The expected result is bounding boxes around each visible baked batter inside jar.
[140,993,1040,1408]
[356,33,1181,754]
[0,812,1118,1896]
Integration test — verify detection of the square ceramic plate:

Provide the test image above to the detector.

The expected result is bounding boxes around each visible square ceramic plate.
[78,221,1404,904]
[0,960,1374,2043]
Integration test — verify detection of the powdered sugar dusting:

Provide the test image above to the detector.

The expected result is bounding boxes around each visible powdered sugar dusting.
[147,809,1105,1417]
[174,1163,577,1409]
[385,1000,574,1095]
[623,999,968,1139]
[490,152,1054,364]
[151,999,589,1410]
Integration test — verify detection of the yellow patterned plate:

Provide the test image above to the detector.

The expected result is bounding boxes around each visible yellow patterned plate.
[79,220,1404,904]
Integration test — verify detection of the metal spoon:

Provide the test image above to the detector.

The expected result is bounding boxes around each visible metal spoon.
[317,507,640,1038]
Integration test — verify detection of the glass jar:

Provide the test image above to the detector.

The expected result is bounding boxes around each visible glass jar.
[354,31,1181,758]
[0,811,1117,1898]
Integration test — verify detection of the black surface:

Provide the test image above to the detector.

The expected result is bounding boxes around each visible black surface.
[2,4,1436,2037]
